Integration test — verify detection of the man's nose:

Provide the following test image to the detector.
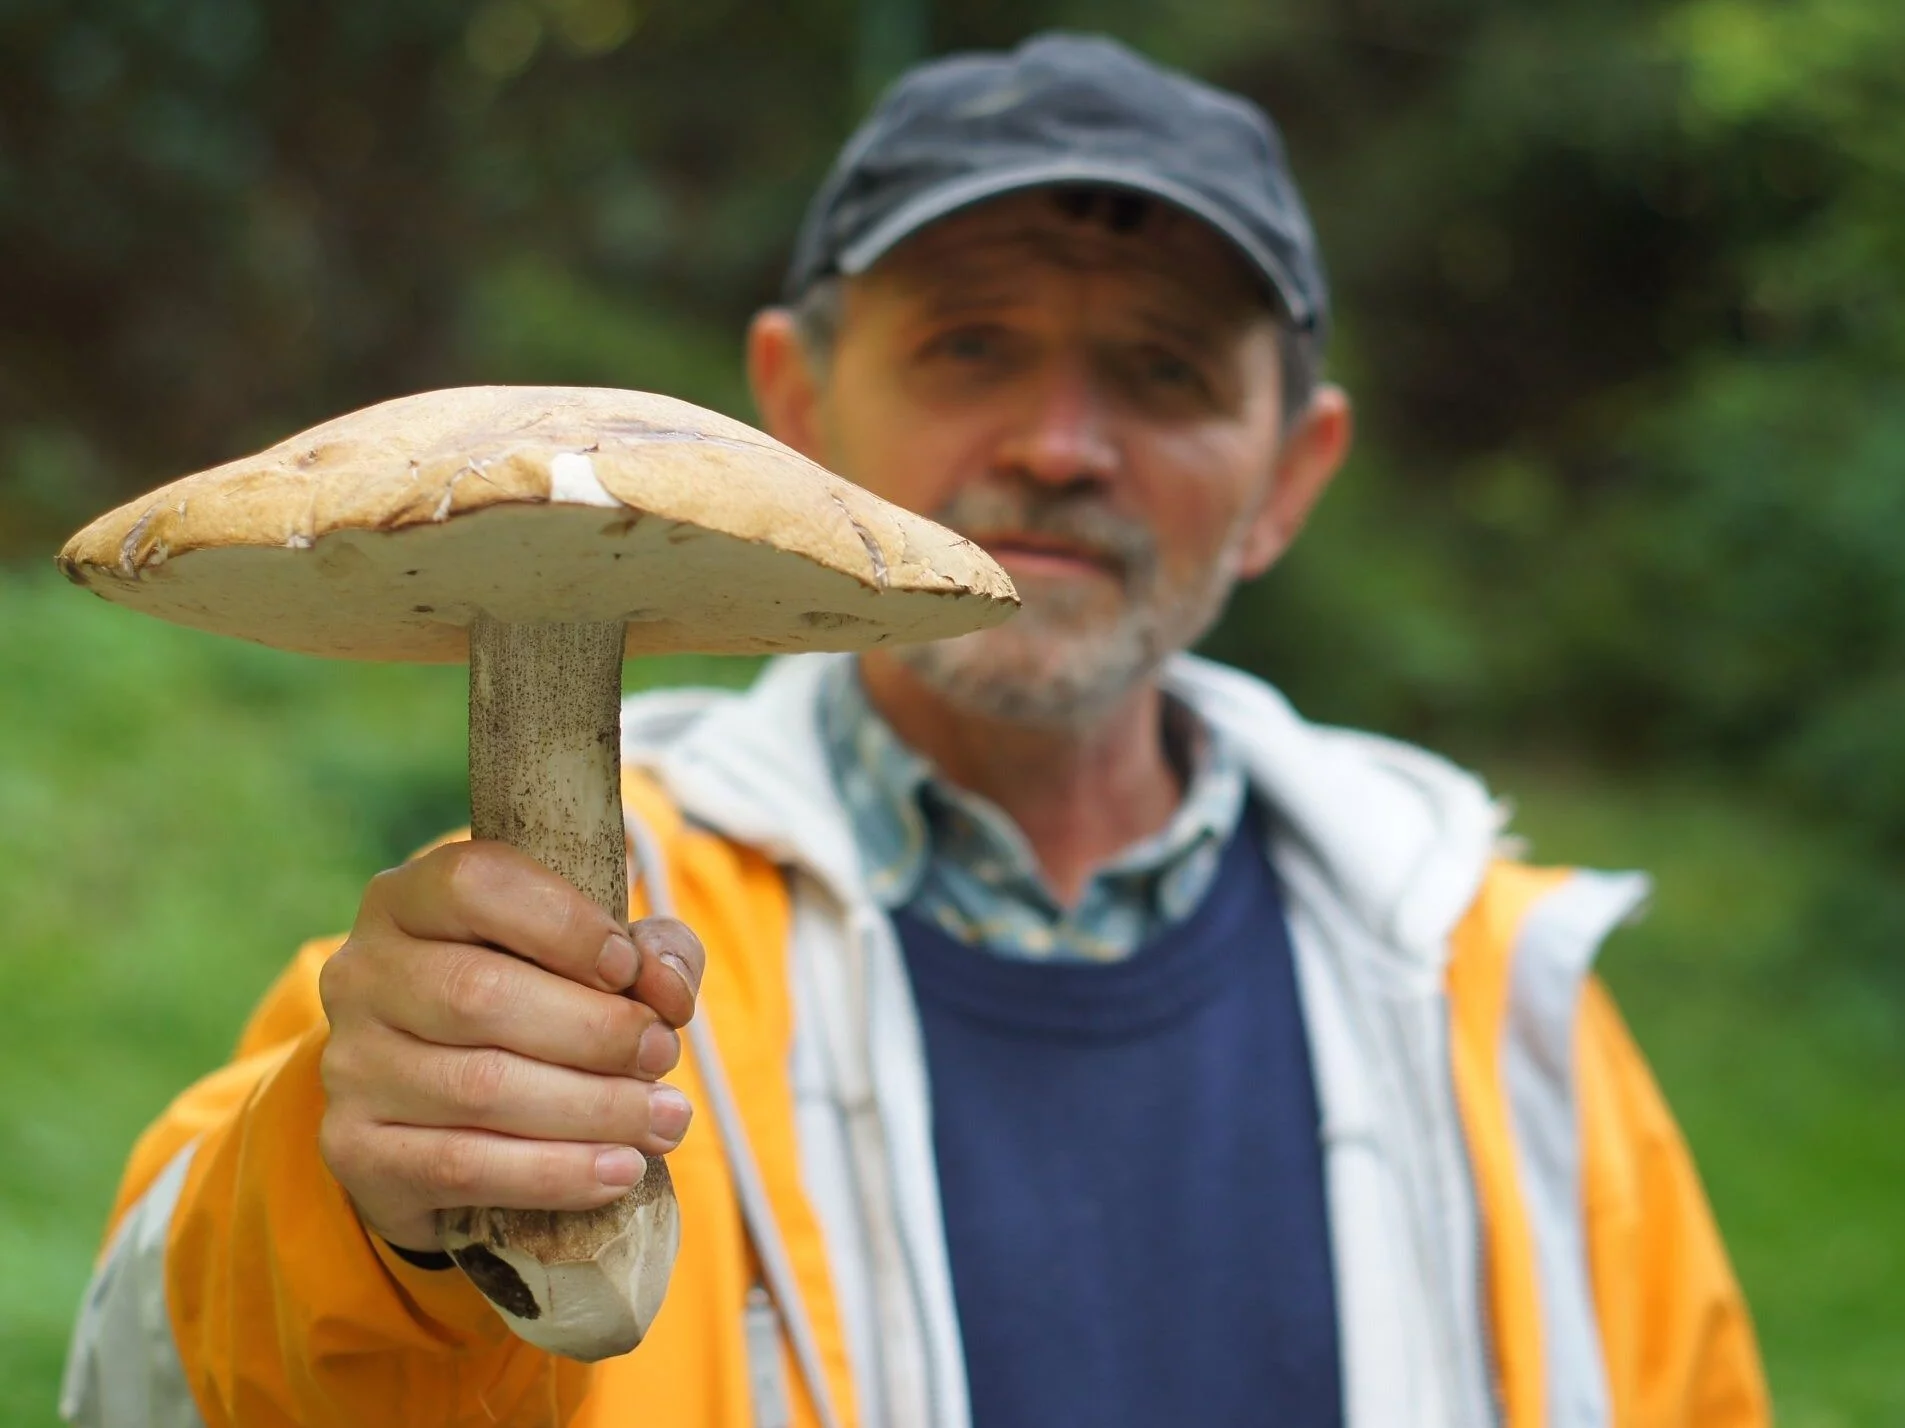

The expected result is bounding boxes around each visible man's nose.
[996,361,1118,487]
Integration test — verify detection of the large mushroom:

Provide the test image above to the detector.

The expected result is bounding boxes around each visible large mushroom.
[58,385,1017,1361]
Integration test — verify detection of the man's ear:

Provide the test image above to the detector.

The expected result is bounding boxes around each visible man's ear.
[1237,383,1353,579]
[746,308,828,464]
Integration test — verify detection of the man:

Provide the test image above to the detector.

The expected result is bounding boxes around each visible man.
[65,32,1768,1428]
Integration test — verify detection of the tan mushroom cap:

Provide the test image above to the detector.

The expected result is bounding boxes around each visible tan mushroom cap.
[57,386,1018,662]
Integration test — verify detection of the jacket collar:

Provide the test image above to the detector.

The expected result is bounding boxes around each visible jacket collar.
[625,657,867,898]
[623,653,1504,978]
[1160,657,1503,977]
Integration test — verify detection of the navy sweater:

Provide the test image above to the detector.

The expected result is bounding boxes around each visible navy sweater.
[893,805,1342,1428]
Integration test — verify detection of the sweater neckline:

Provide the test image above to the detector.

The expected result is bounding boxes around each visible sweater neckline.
[891,802,1280,1042]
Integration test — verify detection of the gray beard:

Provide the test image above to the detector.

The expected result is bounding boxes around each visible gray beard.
[888,481,1249,729]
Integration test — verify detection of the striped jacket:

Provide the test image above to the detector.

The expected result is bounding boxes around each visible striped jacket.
[63,653,1769,1428]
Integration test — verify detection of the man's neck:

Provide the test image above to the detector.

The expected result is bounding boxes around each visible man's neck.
[857,654,1185,906]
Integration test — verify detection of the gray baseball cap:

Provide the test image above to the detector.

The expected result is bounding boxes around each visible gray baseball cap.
[784,32,1329,334]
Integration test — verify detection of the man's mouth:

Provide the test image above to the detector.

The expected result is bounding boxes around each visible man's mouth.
[973,533,1123,580]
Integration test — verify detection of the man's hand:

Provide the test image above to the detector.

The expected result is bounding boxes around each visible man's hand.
[316,840,704,1253]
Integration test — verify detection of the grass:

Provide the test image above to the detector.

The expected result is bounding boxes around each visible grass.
[1490,760,1905,1424]
[1,564,1899,1424]
[0,565,757,1423]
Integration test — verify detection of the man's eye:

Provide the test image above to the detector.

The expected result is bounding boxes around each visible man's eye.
[1143,349,1203,389]
[928,327,1003,362]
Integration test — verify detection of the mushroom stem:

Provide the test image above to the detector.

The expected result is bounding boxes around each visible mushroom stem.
[467,614,628,912]
[435,611,680,1361]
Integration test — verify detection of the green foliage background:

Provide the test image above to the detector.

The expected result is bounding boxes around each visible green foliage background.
[1,0,1901,1422]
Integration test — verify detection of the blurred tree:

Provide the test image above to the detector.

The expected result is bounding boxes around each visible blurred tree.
[2,0,1901,854]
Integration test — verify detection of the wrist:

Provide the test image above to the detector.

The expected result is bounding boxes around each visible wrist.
[349,1193,445,1263]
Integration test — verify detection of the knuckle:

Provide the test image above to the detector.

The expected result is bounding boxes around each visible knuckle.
[586,996,648,1068]
[441,838,517,919]
[317,1115,367,1187]
[316,944,363,1020]
[526,1145,583,1204]
[317,1032,356,1099]
[316,951,345,1018]
[428,1131,491,1198]
[584,1072,630,1130]
[437,840,485,905]
[543,887,597,960]
[367,860,407,892]
[360,865,401,913]
[579,996,620,1053]
[440,951,513,1027]
[444,1048,511,1115]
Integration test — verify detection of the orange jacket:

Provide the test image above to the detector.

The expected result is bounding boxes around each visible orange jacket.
[64,661,1769,1428]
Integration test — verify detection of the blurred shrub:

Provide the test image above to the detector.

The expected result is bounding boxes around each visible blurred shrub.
[2,0,1899,874]
[1199,0,1905,871]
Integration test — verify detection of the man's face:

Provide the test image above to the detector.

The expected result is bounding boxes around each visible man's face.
[757,189,1344,727]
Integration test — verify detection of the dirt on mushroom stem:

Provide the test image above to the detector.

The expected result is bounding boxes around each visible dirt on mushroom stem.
[435,611,680,1360]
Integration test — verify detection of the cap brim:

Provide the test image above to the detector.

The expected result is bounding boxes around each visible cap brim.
[833,159,1316,329]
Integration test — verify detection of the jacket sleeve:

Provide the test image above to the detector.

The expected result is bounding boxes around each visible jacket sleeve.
[1578,978,1772,1428]
[61,934,592,1428]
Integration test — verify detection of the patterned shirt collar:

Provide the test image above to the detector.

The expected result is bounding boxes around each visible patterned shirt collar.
[817,658,1250,960]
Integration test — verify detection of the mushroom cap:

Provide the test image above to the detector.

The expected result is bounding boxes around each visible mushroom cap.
[57,386,1018,661]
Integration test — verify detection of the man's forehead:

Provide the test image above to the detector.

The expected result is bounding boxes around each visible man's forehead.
[864,189,1268,314]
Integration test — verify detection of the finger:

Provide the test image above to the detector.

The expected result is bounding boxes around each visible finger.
[366,841,638,994]
[365,1123,654,1215]
[627,918,705,1029]
[375,941,680,1080]
[357,1031,693,1155]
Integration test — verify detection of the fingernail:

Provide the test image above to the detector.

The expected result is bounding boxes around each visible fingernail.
[648,1086,692,1146]
[659,950,695,996]
[636,1022,679,1077]
[596,933,638,991]
[595,1146,645,1187]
